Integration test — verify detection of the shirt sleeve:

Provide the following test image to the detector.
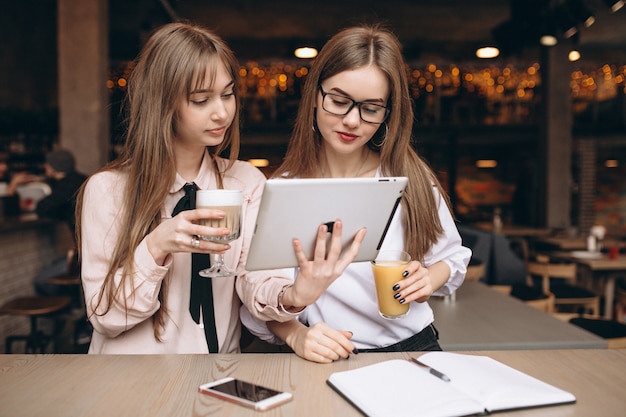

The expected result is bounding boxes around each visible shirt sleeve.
[425,187,472,296]
[239,304,286,345]
[227,162,301,322]
[80,172,171,338]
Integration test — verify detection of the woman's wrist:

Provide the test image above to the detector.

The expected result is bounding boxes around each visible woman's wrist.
[146,233,168,266]
[278,284,306,315]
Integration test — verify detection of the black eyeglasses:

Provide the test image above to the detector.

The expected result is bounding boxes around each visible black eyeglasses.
[319,86,390,124]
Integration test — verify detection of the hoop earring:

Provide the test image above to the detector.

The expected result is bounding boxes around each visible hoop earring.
[372,123,389,148]
[312,110,319,133]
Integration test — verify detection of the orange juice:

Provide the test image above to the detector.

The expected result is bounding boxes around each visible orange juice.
[372,258,410,319]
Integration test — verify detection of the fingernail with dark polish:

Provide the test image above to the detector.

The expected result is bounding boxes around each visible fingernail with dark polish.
[402,270,409,277]
[394,293,401,299]
[392,284,400,291]
[399,298,406,304]
[352,348,359,355]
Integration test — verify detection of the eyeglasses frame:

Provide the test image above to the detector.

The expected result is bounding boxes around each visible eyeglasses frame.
[318,86,390,124]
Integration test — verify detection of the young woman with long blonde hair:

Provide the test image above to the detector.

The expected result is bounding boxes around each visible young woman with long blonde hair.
[76,22,360,354]
[243,24,471,362]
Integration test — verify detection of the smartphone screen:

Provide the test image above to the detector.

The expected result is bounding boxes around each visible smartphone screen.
[209,379,282,402]
[199,377,292,410]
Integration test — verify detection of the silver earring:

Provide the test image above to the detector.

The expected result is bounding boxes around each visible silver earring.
[373,123,389,148]
[312,111,319,133]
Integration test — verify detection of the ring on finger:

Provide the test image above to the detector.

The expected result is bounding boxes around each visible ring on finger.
[191,235,200,249]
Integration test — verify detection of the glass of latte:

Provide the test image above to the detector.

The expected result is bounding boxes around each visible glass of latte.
[196,189,242,278]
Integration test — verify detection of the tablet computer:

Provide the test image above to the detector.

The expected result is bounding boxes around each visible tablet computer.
[245,177,408,271]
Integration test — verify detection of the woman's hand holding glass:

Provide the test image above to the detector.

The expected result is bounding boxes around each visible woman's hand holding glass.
[196,189,242,278]
[146,208,233,267]
[389,260,436,305]
[279,220,367,311]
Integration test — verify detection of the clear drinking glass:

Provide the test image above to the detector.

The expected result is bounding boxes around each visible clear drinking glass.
[371,250,412,319]
[196,189,242,278]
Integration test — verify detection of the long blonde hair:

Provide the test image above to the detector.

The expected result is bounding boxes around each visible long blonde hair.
[274,24,450,261]
[75,22,241,339]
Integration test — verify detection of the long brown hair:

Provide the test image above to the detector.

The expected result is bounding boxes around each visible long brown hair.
[274,24,450,262]
[75,22,241,339]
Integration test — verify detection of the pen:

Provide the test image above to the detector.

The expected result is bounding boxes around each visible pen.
[410,357,451,382]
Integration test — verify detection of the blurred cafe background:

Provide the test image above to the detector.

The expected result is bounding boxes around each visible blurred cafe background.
[1,0,626,353]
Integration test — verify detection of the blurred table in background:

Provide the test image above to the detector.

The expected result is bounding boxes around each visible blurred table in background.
[553,252,626,319]
[431,281,606,350]
[536,236,623,252]
[471,222,552,238]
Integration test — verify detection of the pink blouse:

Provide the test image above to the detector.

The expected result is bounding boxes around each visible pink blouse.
[80,151,294,354]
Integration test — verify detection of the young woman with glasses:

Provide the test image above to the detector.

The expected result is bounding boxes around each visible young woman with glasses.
[242,24,471,363]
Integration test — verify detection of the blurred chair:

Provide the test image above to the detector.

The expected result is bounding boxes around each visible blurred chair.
[489,280,555,313]
[497,243,555,313]
[616,280,626,323]
[458,224,527,285]
[43,247,90,352]
[465,257,485,282]
[568,316,626,349]
[528,256,600,316]
[0,295,71,353]
[508,236,530,265]
[489,285,513,295]
[509,283,555,313]
[44,248,81,296]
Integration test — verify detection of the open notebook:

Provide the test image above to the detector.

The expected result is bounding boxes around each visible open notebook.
[327,352,576,417]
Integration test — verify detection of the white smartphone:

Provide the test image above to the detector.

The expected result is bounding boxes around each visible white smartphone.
[198,377,293,411]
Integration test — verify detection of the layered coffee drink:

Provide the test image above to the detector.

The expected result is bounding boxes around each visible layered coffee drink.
[195,189,243,278]
[198,204,241,242]
[196,190,242,243]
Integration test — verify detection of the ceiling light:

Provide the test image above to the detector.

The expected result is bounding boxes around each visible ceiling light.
[476,46,500,59]
[563,26,578,39]
[604,0,624,12]
[540,35,558,46]
[294,47,318,59]
[568,50,581,61]
[248,159,270,168]
[476,159,498,168]
[538,19,560,47]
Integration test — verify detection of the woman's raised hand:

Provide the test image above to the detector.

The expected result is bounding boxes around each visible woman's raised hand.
[283,220,366,309]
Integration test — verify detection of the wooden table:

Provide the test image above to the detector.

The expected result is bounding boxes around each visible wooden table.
[430,281,607,350]
[558,253,626,319]
[471,222,552,237]
[536,236,622,251]
[1,350,625,417]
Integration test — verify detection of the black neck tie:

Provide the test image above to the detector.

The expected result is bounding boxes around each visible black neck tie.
[171,183,219,353]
